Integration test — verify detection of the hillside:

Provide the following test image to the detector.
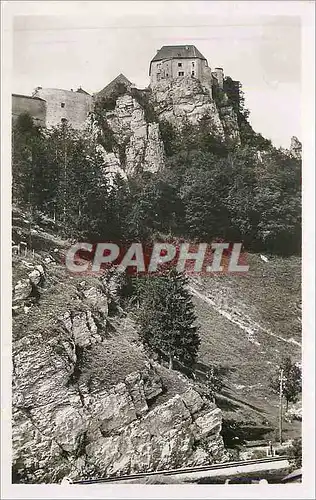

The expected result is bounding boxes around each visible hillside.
[11,56,302,483]
[12,207,301,483]
[12,208,228,484]
[119,254,301,444]
[189,254,301,443]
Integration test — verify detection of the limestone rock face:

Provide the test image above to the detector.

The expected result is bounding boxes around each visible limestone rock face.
[151,77,225,140]
[59,310,102,347]
[94,76,245,177]
[13,279,33,303]
[290,136,302,159]
[12,263,46,315]
[218,105,241,145]
[181,387,204,414]
[12,216,227,485]
[99,150,127,181]
[13,319,227,483]
[28,265,45,286]
[83,387,226,478]
[125,372,149,417]
[101,94,165,176]
[82,285,109,317]
[125,121,164,176]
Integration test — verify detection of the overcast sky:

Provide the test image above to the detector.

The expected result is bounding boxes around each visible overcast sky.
[12,3,302,147]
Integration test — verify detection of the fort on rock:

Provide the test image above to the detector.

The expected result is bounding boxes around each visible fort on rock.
[149,45,224,94]
[12,45,228,130]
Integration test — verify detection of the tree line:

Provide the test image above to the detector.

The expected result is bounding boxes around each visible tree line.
[13,107,301,255]
[12,106,302,392]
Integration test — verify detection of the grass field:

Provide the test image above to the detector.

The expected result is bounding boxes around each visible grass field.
[189,253,301,443]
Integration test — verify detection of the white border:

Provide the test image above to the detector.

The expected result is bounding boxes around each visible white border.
[1,2,315,499]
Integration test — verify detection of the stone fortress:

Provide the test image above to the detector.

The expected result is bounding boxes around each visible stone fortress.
[12,45,226,130]
[12,86,93,130]
[32,86,93,129]
[149,45,224,92]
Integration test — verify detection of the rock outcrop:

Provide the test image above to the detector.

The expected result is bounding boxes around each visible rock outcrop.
[150,76,240,145]
[13,334,226,484]
[96,94,165,176]
[151,77,225,140]
[97,149,127,181]
[218,104,241,145]
[13,313,227,483]
[12,224,227,484]
[290,136,302,159]
[83,380,225,478]
[94,76,242,179]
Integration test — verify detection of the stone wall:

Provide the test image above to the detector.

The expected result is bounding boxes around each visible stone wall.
[12,94,47,127]
[150,58,206,86]
[33,88,93,129]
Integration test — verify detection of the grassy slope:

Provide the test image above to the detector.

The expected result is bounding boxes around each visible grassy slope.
[190,253,301,441]
[12,208,301,444]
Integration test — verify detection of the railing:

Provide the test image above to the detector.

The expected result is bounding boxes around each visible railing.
[71,456,289,485]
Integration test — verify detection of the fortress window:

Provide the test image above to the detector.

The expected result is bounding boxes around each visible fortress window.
[178,71,184,76]
[178,62,182,67]
[192,71,195,76]
[192,62,195,67]
[61,102,65,108]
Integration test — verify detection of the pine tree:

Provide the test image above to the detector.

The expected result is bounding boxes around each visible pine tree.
[12,112,48,210]
[136,269,200,369]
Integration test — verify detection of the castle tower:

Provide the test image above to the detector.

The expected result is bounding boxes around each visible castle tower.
[32,87,92,129]
[149,45,210,86]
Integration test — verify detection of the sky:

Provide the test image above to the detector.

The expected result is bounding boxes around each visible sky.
[11,2,303,148]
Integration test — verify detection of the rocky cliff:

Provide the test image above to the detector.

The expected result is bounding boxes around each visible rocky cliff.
[94,93,165,177]
[12,209,227,483]
[290,136,302,160]
[151,77,225,139]
[149,76,239,146]
[93,76,241,178]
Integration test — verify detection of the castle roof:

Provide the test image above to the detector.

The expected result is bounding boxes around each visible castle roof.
[12,93,46,102]
[76,87,91,95]
[151,45,207,63]
[33,88,92,99]
[150,45,207,75]
[95,74,133,100]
